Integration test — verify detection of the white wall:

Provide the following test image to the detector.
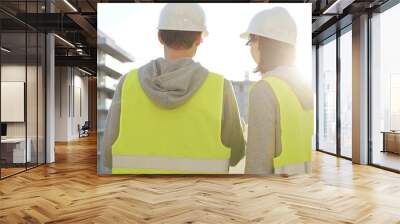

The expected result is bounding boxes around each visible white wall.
[71,73,89,138]
[55,67,68,141]
[1,65,31,138]
[1,66,26,127]
[55,67,89,141]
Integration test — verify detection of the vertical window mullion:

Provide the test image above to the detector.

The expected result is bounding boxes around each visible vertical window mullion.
[316,45,320,150]
[0,23,2,179]
[25,0,28,171]
[36,0,39,167]
[336,29,341,157]
[367,11,373,165]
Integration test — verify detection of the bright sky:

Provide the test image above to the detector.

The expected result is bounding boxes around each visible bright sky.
[98,3,311,83]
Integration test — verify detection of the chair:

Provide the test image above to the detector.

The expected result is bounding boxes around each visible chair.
[78,121,90,138]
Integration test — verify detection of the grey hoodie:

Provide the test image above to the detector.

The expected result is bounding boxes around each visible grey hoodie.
[245,66,314,175]
[102,58,245,171]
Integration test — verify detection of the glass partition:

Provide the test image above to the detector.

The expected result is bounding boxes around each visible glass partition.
[371,3,400,171]
[38,32,45,165]
[0,1,46,179]
[317,36,337,154]
[1,31,28,177]
[27,31,38,169]
[340,28,352,158]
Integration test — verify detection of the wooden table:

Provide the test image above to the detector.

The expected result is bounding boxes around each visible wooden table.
[381,131,400,154]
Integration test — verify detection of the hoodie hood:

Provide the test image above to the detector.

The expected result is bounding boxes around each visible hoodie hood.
[263,65,313,110]
[138,57,209,109]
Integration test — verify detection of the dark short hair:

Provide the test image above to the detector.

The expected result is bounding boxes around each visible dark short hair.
[159,30,201,50]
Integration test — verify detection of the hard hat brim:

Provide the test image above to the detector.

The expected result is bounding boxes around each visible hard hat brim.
[240,32,250,40]
[240,31,296,46]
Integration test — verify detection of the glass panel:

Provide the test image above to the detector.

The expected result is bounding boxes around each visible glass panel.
[1,31,27,177]
[340,29,352,158]
[0,1,27,32]
[26,0,39,169]
[391,75,400,130]
[27,31,38,169]
[318,37,337,154]
[312,45,317,151]
[371,4,400,171]
[38,32,45,165]
[0,0,46,178]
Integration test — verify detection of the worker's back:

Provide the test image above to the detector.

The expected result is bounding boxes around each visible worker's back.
[111,59,230,174]
[103,3,245,174]
[246,66,313,175]
[262,74,313,175]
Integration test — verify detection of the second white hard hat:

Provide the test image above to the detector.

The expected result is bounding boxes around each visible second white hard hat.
[158,3,208,37]
[241,7,297,46]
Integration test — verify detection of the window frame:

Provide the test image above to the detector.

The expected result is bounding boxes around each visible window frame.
[315,24,352,160]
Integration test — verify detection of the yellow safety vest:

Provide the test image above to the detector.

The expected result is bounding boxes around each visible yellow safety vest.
[112,70,230,174]
[262,76,313,169]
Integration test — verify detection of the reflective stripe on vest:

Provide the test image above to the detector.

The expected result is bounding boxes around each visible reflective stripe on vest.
[112,155,229,174]
[112,70,231,174]
[262,76,313,169]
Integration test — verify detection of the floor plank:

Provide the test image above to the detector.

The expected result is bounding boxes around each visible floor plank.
[0,135,400,223]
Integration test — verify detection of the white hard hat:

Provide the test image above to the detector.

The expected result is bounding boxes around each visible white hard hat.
[241,7,297,46]
[158,3,208,37]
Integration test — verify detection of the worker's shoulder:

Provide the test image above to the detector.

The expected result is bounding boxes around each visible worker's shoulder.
[114,69,138,92]
[250,79,276,100]
[252,78,273,92]
[208,73,233,91]
[207,71,232,85]
[207,71,225,79]
[125,69,139,77]
[121,69,139,82]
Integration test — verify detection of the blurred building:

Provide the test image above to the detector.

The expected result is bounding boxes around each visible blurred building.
[97,30,134,173]
[231,72,255,123]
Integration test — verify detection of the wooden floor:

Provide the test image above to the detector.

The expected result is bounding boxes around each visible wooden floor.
[1,167,26,178]
[1,163,45,178]
[1,135,400,223]
[373,150,400,171]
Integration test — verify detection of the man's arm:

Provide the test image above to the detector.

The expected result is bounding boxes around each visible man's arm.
[221,80,246,166]
[102,76,127,170]
[245,81,279,175]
